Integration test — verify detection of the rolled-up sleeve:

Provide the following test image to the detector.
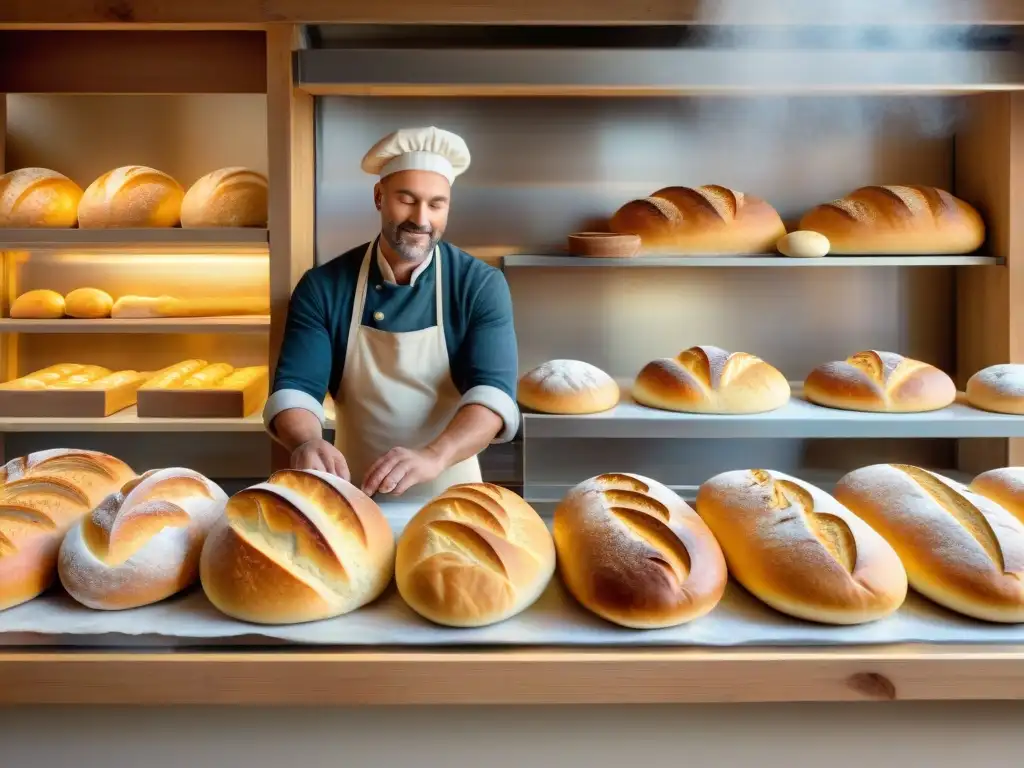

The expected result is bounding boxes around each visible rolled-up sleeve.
[263,271,332,435]
[452,269,520,442]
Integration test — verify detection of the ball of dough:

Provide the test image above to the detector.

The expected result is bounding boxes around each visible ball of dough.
[777,230,830,258]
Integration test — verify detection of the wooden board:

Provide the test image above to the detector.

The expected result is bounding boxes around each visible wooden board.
[0,378,142,417]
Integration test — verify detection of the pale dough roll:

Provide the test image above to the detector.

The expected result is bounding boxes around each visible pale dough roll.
[517,359,619,414]
[77,166,184,228]
[633,345,791,414]
[695,469,908,624]
[0,168,83,228]
[835,464,1024,623]
[396,483,555,627]
[554,472,727,628]
[64,288,113,319]
[181,167,268,228]
[966,364,1024,415]
[804,350,956,413]
[10,289,65,319]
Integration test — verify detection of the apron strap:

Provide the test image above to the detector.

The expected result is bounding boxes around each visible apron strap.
[344,240,376,356]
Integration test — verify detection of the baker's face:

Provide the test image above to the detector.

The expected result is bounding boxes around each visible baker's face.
[375,170,451,262]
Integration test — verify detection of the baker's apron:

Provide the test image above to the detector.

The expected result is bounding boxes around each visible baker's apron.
[333,241,482,500]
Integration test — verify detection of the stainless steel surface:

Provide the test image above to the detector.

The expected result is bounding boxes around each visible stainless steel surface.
[504,254,1002,267]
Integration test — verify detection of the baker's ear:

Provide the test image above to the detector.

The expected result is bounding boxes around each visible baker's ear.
[373,183,382,211]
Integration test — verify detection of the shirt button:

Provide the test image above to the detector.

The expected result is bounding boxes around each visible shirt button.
[373,311,385,321]
[375,284,382,290]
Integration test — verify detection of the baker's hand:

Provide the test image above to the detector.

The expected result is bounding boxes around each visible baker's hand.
[290,438,350,481]
[361,447,445,497]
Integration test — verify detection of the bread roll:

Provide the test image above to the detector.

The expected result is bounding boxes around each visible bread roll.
[554,473,727,628]
[58,468,227,610]
[181,167,268,228]
[0,449,135,611]
[139,359,209,390]
[633,345,791,414]
[969,468,1024,526]
[216,366,268,390]
[396,483,555,627]
[77,166,183,229]
[200,469,395,624]
[804,350,956,413]
[10,289,65,319]
[64,288,113,319]
[0,364,112,391]
[799,185,985,255]
[834,464,1024,623]
[110,295,270,318]
[0,168,82,228]
[517,360,620,414]
[182,363,233,388]
[695,469,908,624]
[966,364,1024,415]
[610,185,786,254]
[777,230,830,258]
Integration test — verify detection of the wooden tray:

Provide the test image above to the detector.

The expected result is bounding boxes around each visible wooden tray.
[0,379,143,418]
[136,370,269,418]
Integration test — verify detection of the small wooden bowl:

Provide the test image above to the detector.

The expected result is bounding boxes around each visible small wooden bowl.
[567,232,642,258]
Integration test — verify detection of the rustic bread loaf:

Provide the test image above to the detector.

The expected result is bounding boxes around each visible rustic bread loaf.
[969,468,1024,525]
[77,166,183,228]
[804,350,956,413]
[10,289,65,319]
[181,167,268,228]
[110,295,269,318]
[517,359,620,414]
[966,364,1024,415]
[0,168,82,228]
[64,288,113,319]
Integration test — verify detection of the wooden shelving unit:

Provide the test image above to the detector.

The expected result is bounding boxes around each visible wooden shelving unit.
[0,317,271,334]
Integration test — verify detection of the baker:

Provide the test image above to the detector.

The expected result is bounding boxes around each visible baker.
[263,126,519,500]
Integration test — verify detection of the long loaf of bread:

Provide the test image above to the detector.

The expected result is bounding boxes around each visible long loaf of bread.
[111,296,269,318]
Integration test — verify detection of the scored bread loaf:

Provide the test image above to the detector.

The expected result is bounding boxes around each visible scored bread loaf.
[77,166,184,228]
[111,295,270,318]
[695,469,908,624]
[610,185,787,254]
[58,467,227,610]
[0,449,135,611]
[969,467,1024,526]
[181,167,268,228]
[966,364,1024,415]
[517,359,620,414]
[0,168,83,228]
[798,185,985,255]
[396,483,555,627]
[200,469,395,624]
[633,345,791,414]
[64,288,113,319]
[10,289,65,319]
[804,350,956,413]
[554,473,727,628]
[834,464,1024,623]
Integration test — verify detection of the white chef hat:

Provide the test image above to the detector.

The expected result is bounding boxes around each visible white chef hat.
[360,126,471,185]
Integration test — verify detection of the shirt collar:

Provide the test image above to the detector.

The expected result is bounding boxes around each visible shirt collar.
[375,241,434,287]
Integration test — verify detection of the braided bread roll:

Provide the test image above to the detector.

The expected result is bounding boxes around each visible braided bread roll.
[554,473,727,628]
[696,469,908,624]
[633,345,791,414]
[396,483,555,627]
[799,185,985,255]
[200,469,395,624]
[58,468,228,610]
[804,350,956,413]
[610,185,786,254]
[0,449,135,611]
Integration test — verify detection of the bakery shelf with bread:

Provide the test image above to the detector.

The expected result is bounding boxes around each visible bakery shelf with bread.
[503,253,1003,268]
[136,361,270,418]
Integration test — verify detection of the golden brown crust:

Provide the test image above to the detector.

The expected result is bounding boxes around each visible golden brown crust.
[10,289,65,319]
[517,359,620,414]
[695,469,908,624]
[181,167,268,228]
[803,350,956,413]
[77,165,183,228]
[966,364,1024,415]
[64,288,113,319]
[969,468,1024,527]
[0,168,83,228]
[554,473,727,628]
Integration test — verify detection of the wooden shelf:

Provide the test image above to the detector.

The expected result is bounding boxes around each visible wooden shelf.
[0,406,265,432]
[503,254,1004,269]
[0,228,269,252]
[0,317,271,334]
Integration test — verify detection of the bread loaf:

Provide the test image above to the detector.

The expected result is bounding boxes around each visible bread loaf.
[10,289,65,319]
[200,469,395,624]
[610,185,786,254]
[554,473,727,628]
[517,360,620,414]
[181,167,268,228]
[111,295,270,318]
[0,449,135,611]
[695,469,908,624]
[396,483,555,627]
[139,360,209,390]
[77,166,183,228]
[0,168,82,228]
[216,366,268,390]
[64,288,113,319]
[58,467,227,610]
[0,364,112,391]
[834,464,1024,623]
[969,468,1024,525]
[633,345,791,414]
[804,350,956,413]
[798,186,985,255]
[966,364,1024,415]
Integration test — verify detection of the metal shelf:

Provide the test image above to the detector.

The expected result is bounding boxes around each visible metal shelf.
[502,254,1003,269]
[0,228,269,252]
[0,317,271,334]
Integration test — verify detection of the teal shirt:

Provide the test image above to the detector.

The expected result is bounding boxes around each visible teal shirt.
[263,239,521,442]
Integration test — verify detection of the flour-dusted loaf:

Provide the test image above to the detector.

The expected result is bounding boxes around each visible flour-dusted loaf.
[835,464,1024,623]
[966,364,1024,415]
[517,359,620,414]
[804,350,956,413]
[181,167,268,228]
[610,185,787,254]
[396,483,555,627]
[58,468,227,610]
[554,473,727,628]
[9,289,65,319]
[0,168,83,228]
[798,185,985,255]
[64,288,113,319]
[695,469,908,624]
[969,468,1024,526]
[200,469,395,624]
[77,166,184,228]
[633,345,791,414]
[0,450,135,611]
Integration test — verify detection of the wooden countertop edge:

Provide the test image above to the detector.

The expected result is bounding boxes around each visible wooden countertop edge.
[2,644,1024,705]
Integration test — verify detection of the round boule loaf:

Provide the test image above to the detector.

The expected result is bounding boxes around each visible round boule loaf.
[10,289,65,319]
[78,166,183,228]
[517,359,620,414]
[966,364,1024,415]
[181,167,268,228]
[0,168,83,228]
[64,288,113,319]
[804,350,956,413]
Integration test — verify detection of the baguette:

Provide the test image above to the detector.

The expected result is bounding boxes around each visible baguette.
[182,363,234,388]
[216,366,268,390]
[140,360,209,390]
[111,295,269,319]
[804,350,956,413]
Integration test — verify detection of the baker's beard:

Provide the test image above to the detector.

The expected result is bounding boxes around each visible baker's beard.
[382,220,442,262]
